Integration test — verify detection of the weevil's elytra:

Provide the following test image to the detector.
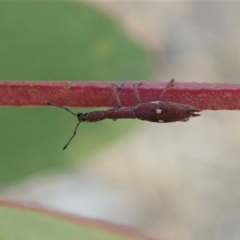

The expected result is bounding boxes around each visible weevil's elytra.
[133,100,200,123]
[47,79,201,149]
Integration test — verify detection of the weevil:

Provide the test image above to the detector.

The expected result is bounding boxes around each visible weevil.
[47,79,201,150]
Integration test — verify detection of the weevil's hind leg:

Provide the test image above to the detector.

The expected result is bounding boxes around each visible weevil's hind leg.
[158,78,175,100]
[133,81,143,104]
[111,82,124,108]
[46,102,77,116]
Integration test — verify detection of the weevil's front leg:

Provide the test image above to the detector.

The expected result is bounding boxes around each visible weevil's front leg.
[133,81,144,104]
[158,78,175,100]
[111,82,124,108]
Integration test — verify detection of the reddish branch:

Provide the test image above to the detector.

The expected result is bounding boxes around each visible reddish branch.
[0,200,160,240]
[0,81,240,110]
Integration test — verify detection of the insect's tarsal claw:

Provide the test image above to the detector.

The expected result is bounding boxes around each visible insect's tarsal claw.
[170,78,175,86]
[192,109,201,117]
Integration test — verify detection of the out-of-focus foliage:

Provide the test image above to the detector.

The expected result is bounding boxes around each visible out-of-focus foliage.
[0,206,131,240]
[0,2,151,187]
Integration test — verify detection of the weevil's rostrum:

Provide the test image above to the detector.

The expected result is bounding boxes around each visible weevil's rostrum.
[47,79,201,149]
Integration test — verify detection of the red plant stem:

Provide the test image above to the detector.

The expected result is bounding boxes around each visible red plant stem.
[0,81,240,110]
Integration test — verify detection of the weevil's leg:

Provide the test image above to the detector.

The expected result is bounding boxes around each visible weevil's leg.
[111,82,124,108]
[158,78,175,100]
[46,102,77,116]
[133,81,143,104]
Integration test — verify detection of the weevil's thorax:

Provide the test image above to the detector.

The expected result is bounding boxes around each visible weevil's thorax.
[77,108,136,122]
[134,101,201,123]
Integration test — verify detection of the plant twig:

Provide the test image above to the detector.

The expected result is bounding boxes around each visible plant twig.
[0,200,160,240]
[0,81,240,110]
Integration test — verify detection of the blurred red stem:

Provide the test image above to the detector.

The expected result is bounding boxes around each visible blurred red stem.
[0,81,240,110]
[0,199,159,240]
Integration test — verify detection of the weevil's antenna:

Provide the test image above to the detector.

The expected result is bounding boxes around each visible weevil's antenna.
[63,121,81,150]
[46,102,80,150]
[46,102,77,117]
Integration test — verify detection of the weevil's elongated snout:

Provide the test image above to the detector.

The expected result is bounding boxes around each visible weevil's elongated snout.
[77,110,110,122]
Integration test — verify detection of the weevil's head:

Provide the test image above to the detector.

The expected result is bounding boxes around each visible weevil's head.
[77,112,88,121]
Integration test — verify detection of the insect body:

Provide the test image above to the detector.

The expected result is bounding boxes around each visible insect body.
[76,101,199,123]
[47,79,201,149]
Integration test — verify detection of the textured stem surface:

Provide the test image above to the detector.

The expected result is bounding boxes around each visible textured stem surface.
[0,81,240,110]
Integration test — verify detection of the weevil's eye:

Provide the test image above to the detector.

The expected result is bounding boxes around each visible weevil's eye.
[77,113,88,121]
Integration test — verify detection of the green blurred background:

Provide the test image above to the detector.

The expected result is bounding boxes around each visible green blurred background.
[0,2,151,187]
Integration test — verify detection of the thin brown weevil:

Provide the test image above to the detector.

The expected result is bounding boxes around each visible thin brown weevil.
[47,79,201,150]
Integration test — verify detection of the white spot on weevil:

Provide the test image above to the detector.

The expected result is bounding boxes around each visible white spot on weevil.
[156,109,162,114]
[158,120,164,123]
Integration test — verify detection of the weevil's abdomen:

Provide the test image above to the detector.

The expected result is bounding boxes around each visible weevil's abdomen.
[134,101,201,123]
